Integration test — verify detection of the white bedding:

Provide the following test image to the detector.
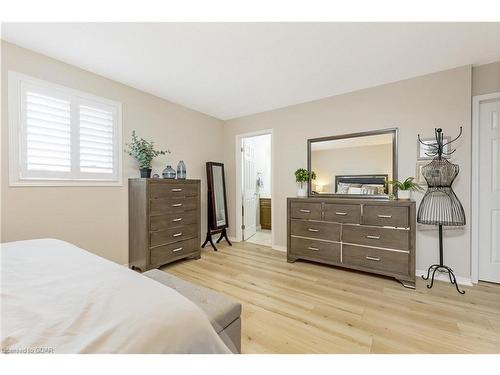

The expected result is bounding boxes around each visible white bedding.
[0,239,230,354]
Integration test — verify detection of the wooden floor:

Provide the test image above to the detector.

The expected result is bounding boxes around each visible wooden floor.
[163,241,500,354]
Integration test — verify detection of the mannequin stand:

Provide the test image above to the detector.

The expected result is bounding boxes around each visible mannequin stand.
[422,225,465,294]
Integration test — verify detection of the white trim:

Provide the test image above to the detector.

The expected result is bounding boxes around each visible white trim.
[416,269,473,287]
[8,71,123,187]
[471,91,500,284]
[272,245,286,252]
[228,236,241,243]
[235,129,274,248]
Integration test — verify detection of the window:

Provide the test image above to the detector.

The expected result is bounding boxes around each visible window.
[8,71,122,186]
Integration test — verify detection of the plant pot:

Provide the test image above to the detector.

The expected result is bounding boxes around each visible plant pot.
[297,183,307,197]
[398,190,411,200]
[140,168,152,178]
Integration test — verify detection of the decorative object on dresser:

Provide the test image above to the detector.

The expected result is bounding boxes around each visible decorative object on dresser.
[259,198,272,230]
[129,178,201,271]
[287,197,416,288]
[162,165,176,179]
[177,160,187,179]
[294,168,316,197]
[125,131,170,178]
[202,162,232,251]
[417,127,466,294]
[388,177,423,200]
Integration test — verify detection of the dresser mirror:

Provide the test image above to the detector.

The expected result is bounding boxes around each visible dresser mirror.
[307,128,398,199]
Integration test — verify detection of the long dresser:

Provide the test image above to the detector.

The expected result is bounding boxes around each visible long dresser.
[287,197,416,288]
[129,178,201,272]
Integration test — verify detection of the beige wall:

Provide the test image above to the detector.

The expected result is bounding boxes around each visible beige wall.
[1,41,225,264]
[312,143,392,193]
[225,66,472,278]
[472,61,500,96]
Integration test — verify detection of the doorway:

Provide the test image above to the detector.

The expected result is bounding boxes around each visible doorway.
[236,131,272,247]
[472,92,500,284]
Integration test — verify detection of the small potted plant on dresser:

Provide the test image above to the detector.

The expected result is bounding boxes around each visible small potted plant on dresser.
[388,177,423,200]
[294,168,316,197]
[125,131,170,178]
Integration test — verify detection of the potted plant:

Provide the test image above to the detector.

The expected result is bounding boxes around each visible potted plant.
[125,131,170,178]
[294,168,316,197]
[388,177,423,200]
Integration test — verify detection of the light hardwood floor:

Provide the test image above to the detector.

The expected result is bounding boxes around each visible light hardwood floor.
[163,241,500,354]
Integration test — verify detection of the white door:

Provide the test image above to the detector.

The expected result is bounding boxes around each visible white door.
[478,98,500,283]
[242,138,257,240]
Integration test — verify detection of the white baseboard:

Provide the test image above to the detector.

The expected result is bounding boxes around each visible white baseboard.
[272,244,286,252]
[416,269,473,286]
[228,236,240,243]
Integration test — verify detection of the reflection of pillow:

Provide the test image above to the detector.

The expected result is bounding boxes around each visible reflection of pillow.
[337,182,362,194]
[361,184,385,195]
[347,186,362,194]
[360,186,377,195]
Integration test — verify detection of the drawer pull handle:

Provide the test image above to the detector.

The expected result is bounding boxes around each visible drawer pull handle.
[299,209,311,213]
[335,212,347,216]
[172,218,183,222]
[307,246,320,251]
[172,203,183,207]
[171,188,183,192]
[172,247,183,253]
[366,235,381,240]
[173,232,183,237]
[377,214,392,218]
[366,256,381,261]
[308,228,319,232]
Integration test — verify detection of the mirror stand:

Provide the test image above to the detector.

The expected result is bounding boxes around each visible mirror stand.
[202,162,232,251]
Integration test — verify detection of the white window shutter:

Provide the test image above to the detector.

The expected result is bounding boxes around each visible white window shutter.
[79,101,116,175]
[9,71,122,186]
[25,90,72,172]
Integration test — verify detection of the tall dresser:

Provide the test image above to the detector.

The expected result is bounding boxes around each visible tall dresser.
[129,179,201,272]
[287,197,416,288]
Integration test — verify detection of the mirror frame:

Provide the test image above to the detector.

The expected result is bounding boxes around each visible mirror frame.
[206,161,229,230]
[307,128,398,199]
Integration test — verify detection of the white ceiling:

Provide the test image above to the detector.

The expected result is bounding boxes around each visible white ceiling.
[2,23,499,120]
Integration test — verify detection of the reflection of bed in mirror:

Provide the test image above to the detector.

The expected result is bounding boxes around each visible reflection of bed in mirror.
[331,174,388,195]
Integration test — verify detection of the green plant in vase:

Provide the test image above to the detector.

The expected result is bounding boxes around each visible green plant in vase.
[125,131,170,178]
[294,168,316,197]
[388,177,423,200]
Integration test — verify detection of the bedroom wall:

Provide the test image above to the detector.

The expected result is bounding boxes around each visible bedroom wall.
[0,41,225,264]
[472,61,500,96]
[224,66,473,279]
[311,143,392,192]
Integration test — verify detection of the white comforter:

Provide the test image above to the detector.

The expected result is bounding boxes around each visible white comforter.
[0,239,230,354]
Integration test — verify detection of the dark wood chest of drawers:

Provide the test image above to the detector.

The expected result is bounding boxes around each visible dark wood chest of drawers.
[129,179,201,271]
[287,197,416,288]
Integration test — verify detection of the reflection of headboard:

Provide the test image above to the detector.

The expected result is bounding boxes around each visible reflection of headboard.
[335,174,389,194]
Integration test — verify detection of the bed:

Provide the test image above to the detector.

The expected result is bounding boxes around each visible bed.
[0,239,230,354]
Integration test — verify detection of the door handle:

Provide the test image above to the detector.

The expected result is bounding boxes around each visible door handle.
[308,228,320,232]
[299,209,311,213]
[172,247,183,253]
[335,212,347,216]
[366,256,381,261]
[173,232,183,237]
[307,246,320,251]
[172,203,183,207]
[377,214,392,218]
[366,235,381,240]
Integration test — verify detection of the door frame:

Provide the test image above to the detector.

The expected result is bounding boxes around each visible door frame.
[471,91,500,284]
[235,129,274,246]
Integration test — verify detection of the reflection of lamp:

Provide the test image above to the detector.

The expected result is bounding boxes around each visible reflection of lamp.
[315,184,323,193]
